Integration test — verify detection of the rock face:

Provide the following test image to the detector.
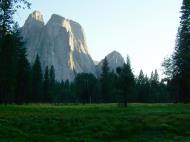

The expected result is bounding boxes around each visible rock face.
[21,11,96,81]
[21,11,44,63]
[97,51,125,76]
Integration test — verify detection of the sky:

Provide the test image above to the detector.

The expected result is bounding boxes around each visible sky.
[15,0,182,77]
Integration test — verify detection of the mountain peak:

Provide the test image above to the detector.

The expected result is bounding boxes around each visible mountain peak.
[97,50,125,75]
[30,10,44,23]
[109,50,122,56]
[49,14,66,23]
[47,14,72,31]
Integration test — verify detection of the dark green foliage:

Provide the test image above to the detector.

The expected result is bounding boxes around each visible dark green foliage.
[100,57,111,102]
[0,0,14,37]
[0,23,30,104]
[31,55,43,102]
[74,73,97,104]
[135,69,173,103]
[0,0,31,104]
[118,56,135,106]
[174,0,190,103]
[108,71,118,102]
[99,57,118,102]
[162,0,190,103]
[14,25,31,104]
[149,70,160,102]
[43,66,51,102]
[136,70,148,103]
[0,26,31,104]
[0,33,17,103]
[48,65,55,102]
[0,0,30,38]
[49,65,55,87]
[162,57,173,80]
[53,80,77,103]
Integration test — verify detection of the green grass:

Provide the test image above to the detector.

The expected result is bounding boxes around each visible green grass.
[0,103,190,142]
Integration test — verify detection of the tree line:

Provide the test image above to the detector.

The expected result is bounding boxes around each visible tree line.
[0,50,173,104]
[0,0,190,104]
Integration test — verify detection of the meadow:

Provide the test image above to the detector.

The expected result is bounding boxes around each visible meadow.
[0,104,190,142]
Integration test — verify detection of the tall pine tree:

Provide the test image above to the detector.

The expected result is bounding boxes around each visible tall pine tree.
[0,0,30,104]
[0,33,17,103]
[136,70,146,103]
[100,57,111,102]
[14,24,31,104]
[31,55,43,102]
[43,66,50,102]
[172,0,190,103]
[50,65,55,87]
[119,56,135,106]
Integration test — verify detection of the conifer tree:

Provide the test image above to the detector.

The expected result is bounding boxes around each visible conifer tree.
[0,0,30,38]
[0,33,17,103]
[74,73,97,104]
[150,70,160,102]
[0,0,30,104]
[136,70,146,102]
[119,56,135,106]
[31,55,43,102]
[14,24,31,104]
[50,65,55,87]
[43,66,50,102]
[49,65,55,102]
[100,57,111,102]
[172,0,190,102]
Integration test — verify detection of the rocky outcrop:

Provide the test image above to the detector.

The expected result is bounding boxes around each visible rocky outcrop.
[97,51,125,75]
[21,11,96,81]
[21,11,44,63]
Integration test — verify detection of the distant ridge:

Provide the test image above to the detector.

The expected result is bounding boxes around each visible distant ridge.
[97,51,125,76]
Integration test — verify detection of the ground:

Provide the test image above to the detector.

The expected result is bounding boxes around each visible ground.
[0,104,189,142]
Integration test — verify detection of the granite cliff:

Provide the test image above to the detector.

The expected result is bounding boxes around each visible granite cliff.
[21,11,96,81]
[97,51,125,76]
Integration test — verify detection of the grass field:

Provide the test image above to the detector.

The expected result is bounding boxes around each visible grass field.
[0,104,190,142]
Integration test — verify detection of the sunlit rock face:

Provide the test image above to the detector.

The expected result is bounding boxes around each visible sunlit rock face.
[21,10,44,63]
[97,51,125,76]
[21,11,96,81]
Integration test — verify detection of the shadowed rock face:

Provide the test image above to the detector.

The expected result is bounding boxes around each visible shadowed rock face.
[97,51,125,76]
[21,11,96,81]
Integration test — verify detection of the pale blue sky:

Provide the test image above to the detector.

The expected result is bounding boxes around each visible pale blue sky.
[15,0,182,76]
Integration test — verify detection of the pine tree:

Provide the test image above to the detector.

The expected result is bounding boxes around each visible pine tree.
[31,55,43,102]
[14,24,31,104]
[0,0,30,38]
[153,69,159,83]
[119,56,135,106]
[50,65,55,87]
[49,65,55,102]
[100,57,111,102]
[172,0,190,103]
[0,0,15,38]
[144,75,151,102]
[150,70,160,103]
[74,73,97,104]
[0,33,17,103]
[136,70,146,102]
[0,0,30,104]
[43,66,51,102]
[137,70,144,85]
